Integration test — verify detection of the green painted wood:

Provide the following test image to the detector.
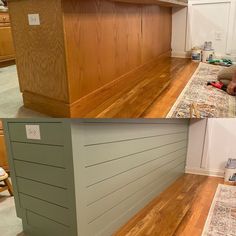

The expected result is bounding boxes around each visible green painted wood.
[85,138,187,186]
[17,177,69,208]
[86,144,187,204]
[8,122,64,145]
[14,160,67,188]
[19,193,70,226]
[25,211,69,236]
[83,123,188,145]
[3,119,78,236]
[12,142,65,168]
[88,163,185,235]
[87,154,186,223]
[84,132,187,167]
[71,120,189,236]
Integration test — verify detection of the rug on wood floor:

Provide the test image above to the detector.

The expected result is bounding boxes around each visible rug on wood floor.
[167,63,236,118]
[202,184,236,236]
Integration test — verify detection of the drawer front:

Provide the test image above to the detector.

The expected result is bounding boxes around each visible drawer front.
[8,122,64,145]
[0,13,10,23]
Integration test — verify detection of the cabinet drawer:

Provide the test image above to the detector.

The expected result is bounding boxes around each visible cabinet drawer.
[8,122,64,145]
[0,13,10,23]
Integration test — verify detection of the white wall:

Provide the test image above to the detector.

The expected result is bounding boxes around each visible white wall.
[186,118,236,177]
[172,0,236,59]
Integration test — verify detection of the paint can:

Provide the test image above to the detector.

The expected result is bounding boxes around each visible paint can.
[191,48,202,62]
[202,50,215,63]
[224,159,236,183]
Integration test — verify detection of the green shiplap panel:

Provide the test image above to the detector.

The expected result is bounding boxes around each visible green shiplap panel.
[14,160,67,188]
[86,141,186,204]
[87,155,185,223]
[3,119,78,236]
[84,132,187,167]
[17,177,68,208]
[88,163,185,235]
[86,146,187,205]
[25,211,70,236]
[85,139,187,186]
[19,193,70,226]
[12,142,65,168]
[8,122,64,145]
[83,123,188,145]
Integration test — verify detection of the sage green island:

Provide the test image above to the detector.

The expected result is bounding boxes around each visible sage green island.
[3,119,189,236]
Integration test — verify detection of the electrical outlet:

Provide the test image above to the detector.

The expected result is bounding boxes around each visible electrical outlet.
[28,14,40,26]
[215,31,222,41]
[25,125,41,140]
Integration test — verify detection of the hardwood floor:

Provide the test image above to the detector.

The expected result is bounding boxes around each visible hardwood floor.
[144,61,199,118]
[72,56,194,118]
[114,174,223,236]
[0,57,197,118]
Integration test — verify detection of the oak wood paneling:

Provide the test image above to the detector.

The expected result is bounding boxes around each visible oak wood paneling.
[8,0,69,102]
[8,0,175,117]
[63,0,172,102]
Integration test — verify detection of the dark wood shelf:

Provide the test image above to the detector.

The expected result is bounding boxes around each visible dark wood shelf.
[109,0,188,7]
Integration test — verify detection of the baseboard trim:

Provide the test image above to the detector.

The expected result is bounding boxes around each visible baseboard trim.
[23,92,71,117]
[171,51,191,58]
[185,167,224,178]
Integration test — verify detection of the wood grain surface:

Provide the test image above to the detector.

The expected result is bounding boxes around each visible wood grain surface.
[143,61,199,118]
[108,0,188,7]
[69,55,191,118]
[63,0,172,102]
[8,0,184,117]
[0,12,15,62]
[22,54,193,118]
[0,120,9,172]
[8,0,69,102]
[114,174,223,236]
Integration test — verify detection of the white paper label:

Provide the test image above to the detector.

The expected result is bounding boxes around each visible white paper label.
[28,14,40,26]
[25,125,41,140]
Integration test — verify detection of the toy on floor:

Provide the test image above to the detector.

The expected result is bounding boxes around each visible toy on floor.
[208,59,233,67]
[207,81,227,92]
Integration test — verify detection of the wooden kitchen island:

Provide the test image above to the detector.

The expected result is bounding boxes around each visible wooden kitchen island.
[8,0,187,118]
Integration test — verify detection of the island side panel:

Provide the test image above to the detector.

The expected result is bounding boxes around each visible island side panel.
[8,0,69,103]
[62,0,172,102]
[71,119,189,236]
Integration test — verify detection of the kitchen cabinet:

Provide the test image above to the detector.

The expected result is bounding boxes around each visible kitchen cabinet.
[0,120,9,172]
[0,11,15,62]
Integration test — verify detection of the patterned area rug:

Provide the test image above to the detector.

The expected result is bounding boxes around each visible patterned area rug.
[202,184,236,236]
[167,63,236,118]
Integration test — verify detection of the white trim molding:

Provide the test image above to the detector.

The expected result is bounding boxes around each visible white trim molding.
[172,0,236,59]
[185,167,225,178]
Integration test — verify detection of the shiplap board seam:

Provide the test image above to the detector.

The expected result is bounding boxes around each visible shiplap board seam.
[84,131,187,147]
[86,147,187,187]
[13,159,66,169]
[85,141,187,168]
[88,161,186,225]
[87,154,186,207]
